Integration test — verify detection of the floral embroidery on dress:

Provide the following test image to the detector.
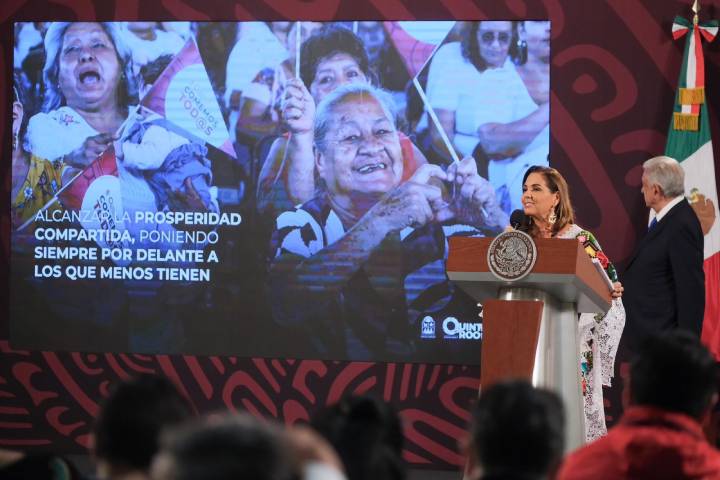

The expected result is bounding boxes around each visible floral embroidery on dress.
[576,230,618,281]
[558,224,626,442]
[59,112,80,126]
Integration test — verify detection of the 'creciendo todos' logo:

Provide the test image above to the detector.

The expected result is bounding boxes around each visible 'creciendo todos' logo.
[487,230,538,282]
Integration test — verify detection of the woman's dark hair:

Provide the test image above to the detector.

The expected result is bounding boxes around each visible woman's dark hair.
[13,72,32,149]
[299,24,371,89]
[631,331,718,419]
[461,21,520,72]
[158,414,296,480]
[311,395,405,480]
[139,54,174,86]
[522,165,575,237]
[93,374,193,471]
[472,380,565,477]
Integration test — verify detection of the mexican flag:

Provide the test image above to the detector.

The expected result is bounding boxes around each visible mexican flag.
[667,16,720,357]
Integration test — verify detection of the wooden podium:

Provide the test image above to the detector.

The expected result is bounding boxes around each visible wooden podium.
[447,236,612,450]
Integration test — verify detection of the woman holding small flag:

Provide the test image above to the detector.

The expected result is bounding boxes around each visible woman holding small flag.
[256,24,428,218]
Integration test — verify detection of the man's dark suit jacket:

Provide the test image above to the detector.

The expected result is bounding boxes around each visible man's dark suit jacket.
[622,198,704,351]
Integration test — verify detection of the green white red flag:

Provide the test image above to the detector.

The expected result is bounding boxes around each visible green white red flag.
[666,15,720,357]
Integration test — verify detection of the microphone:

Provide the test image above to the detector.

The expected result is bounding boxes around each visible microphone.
[510,209,529,231]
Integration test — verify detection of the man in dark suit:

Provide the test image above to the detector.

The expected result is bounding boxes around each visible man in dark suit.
[622,156,705,352]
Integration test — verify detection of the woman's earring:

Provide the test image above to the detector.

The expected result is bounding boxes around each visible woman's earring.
[548,208,557,225]
[12,131,18,151]
[517,39,528,64]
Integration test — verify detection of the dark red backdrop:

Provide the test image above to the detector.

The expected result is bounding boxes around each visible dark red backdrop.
[2,0,720,469]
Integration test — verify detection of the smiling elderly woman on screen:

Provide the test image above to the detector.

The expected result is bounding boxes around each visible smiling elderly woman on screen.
[268,83,508,361]
[26,22,137,170]
[256,24,429,218]
[520,165,625,442]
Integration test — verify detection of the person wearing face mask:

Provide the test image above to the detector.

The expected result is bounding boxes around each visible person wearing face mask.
[519,165,625,442]
[256,24,429,219]
[424,21,550,216]
[268,83,506,361]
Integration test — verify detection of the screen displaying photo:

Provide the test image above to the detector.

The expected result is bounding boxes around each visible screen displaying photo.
[10,21,550,364]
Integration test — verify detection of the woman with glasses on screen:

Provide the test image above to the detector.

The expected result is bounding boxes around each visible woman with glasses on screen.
[519,165,625,442]
[425,21,550,216]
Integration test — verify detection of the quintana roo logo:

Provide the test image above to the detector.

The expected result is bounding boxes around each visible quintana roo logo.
[487,230,538,282]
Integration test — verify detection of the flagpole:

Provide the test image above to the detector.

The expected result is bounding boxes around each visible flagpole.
[295,21,301,78]
[412,76,487,217]
[693,0,700,25]
[413,77,460,165]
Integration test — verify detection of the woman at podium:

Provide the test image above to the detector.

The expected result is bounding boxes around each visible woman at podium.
[520,165,625,442]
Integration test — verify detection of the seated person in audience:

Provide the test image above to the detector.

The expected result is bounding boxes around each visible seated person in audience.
[0,447,82,480]
[256,24,428,218]
[466,380,565,480]
[151,414,301,480]
[557,331,720,480]
[93,374,193,480]
[311,395,405,480]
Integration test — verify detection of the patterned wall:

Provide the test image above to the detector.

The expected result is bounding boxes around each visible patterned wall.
[2,0,720,469]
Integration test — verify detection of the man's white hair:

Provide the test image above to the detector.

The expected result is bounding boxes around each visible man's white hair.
[643,155,685,198]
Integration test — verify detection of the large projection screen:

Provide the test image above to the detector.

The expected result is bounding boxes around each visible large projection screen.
[10,21,550,364]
